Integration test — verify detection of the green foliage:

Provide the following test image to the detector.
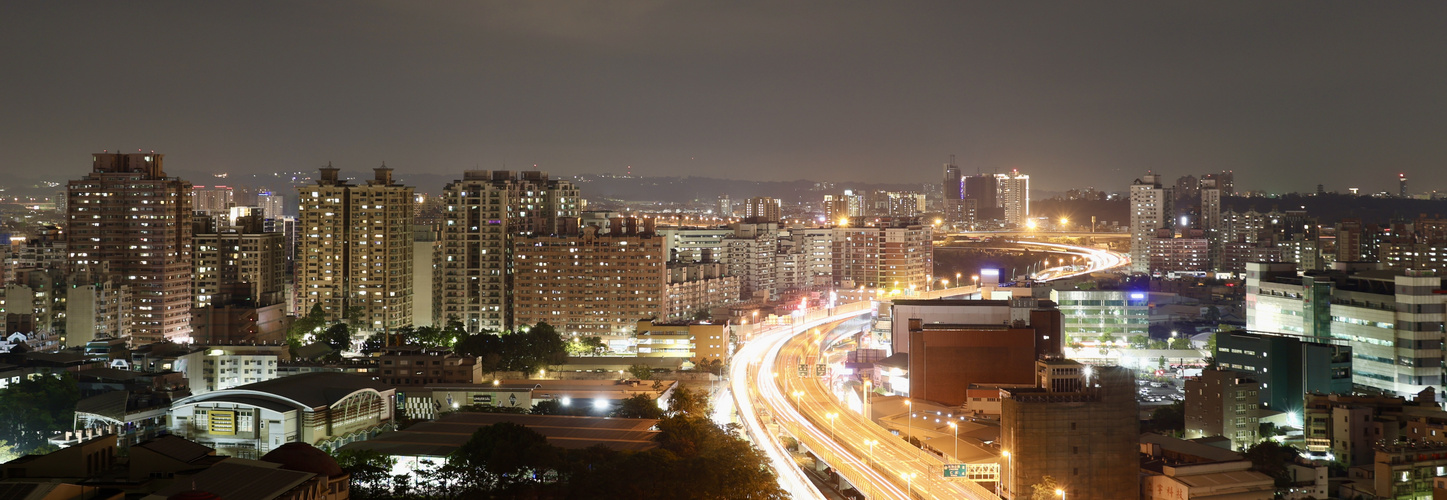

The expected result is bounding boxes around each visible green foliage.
[1206,332,1219,354]
[1204,305,1221,323]
[693,358,724,376]
[1144,400,1185,436]
[1029,475,1063,500]
[333,448,395,499]
[628,364,654,380]
[286,304,328,349]
[565,336,606,357]
[1128,335,1150,349]
[1244,441,1301,489]
[451,322,567,375]
[613,394,664,419]
[1169,337,1192,350]
[666,387,710,417]
[433,416,786,498]
[0,372,81,455]
[320,322,352,352]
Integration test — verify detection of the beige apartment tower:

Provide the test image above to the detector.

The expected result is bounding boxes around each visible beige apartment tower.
[512,220,665,336]
[435,170,580,333]
[67,152,193,345]
[297,165,414,331]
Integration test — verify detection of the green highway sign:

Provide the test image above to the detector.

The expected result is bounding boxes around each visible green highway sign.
[942,464,968,478]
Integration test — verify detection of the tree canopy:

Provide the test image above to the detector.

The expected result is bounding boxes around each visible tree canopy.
[0,372,80,455]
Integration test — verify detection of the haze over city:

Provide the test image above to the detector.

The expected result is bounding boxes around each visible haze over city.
[6,2,1447,192]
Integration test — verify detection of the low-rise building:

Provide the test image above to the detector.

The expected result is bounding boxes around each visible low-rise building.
[1214,330,1351,412]
[168,372,396,458]
[1049,289,1149,341]
[1184,368,1261,451]
[634,319,730,364]
[1001,360,1138,500]
[1139,433,1274,500]
[376,346,481,386]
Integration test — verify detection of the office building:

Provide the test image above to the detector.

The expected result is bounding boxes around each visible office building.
[512,221,666,336]
[1246,262,1447,398]
[1001,361,1138,500]
[715,194,731,218]
[1214,330,1351,412]
[1129,172,1173,274]
[1183,368,1260,451]
[1049,289,1149,341]
[67,152,194,345]
[964,174,1000,224]
[296,165,414,331]
[899,298,1063,406]
[435,170,581,333]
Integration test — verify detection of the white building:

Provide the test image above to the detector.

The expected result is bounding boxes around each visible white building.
[1130,173,1173,273]
[997,170,1030,227]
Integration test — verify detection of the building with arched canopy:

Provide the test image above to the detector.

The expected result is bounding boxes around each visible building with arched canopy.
[168,372,396,458]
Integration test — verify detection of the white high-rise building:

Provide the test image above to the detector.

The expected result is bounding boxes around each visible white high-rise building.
[997,170,1030,226]
[258,190,284,220]
[1129,173,1173,273]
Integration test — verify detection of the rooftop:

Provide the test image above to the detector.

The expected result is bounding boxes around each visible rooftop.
[340,412,661,457]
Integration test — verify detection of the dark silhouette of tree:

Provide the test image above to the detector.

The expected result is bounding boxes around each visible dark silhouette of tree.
[1245,441,1301,489]
[666,387,710,417]
[333,448,395,499]
[0,372,80,454]
[613,394,664,419]
[627,364,654,380]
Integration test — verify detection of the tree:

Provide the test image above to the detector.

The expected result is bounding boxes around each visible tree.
[613,394,664,419]
[1144,400,1185,436]
[286,304,328,349]
[627,364,654,380]
[333,448,395,499]
[694,358,724,376]
[1128,335,1150,349]
[1204,305,1221,323]
[666,387,710,417]
[1030,475,1063,500]
[1169,337,1192,350]
[565,336,606,357]
[0,372,81,454]
[1205,332,1219,354]
[531,399,566,415]
[1244,441,1301,489]
[442,422,565,496]
[320,322,353,352]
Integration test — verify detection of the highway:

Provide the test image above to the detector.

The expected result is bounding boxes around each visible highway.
[721,239,1126,498]
[1013,240,1130,281]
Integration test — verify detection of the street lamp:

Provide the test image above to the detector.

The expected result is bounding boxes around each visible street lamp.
[1000,450,1011,497]
[864,439,878,467]
[826,412,838,439]
[947,421,958,462]
[1056,488,1066,500]
[972,275,979,289]
[792,390,803,409]
[902,471,916,498]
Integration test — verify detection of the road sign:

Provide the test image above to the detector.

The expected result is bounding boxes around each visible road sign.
[943,463,1000,481]
[815,364,827,377]
[942,464,968,478]
[798,364,809,378]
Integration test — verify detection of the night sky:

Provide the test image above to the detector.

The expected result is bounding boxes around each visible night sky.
[5,2,1447,193]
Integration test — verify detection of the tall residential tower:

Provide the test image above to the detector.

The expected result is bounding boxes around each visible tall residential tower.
[67,152,194,345]
[296,165,415,331]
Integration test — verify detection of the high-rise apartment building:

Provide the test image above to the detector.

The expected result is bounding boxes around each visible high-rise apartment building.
[193,216,285,309]
[715,194,731,218]
[434,170,580,333]
[943,161,963,226]
[191,185,234,213]
[67,152,194,345]
[296,165,414,331]
[743,197,781,223]
[512,222,666,336]
[257,190,284,220]
[1129,173,1172,273]
[997,169,1030,227]
[831,222,932,291]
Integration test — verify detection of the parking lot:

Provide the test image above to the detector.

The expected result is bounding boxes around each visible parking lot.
[1137,378,1184,406]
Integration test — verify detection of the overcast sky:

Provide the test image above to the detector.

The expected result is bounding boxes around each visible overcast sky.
[4,2,1447,193]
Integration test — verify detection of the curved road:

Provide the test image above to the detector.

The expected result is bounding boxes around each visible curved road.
[723,240,1124,498]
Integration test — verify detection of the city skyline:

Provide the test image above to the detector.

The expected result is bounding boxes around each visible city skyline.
[4,3,1447,194]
